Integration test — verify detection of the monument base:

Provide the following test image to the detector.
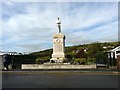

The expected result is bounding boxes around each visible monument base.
[51,52,65,63]
[51,33,65,63]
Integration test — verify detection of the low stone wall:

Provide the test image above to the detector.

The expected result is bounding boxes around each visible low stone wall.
[21,64,96,69]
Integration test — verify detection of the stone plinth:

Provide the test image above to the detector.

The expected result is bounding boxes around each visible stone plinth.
[51,33,65,63]
[21,64,96,69]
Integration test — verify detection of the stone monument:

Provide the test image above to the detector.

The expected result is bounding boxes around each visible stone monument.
[50,17,65,63]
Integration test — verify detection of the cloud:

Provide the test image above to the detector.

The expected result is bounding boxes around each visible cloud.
[2,0,14,6]
[2,2,118,53]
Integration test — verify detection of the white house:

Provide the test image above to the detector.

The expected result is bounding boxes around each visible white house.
[108,46,120,59]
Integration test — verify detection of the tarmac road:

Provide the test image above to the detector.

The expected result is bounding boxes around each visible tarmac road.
[1,70,119,88]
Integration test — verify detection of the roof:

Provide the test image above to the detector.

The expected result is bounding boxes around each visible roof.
[109,46,120,52]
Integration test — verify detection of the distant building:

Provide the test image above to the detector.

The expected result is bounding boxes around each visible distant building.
[0,51,18,55]
[0,51,19,70]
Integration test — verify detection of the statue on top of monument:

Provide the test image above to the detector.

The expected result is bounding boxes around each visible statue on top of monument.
[56,17,61,33]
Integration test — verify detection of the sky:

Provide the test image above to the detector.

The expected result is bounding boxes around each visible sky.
[1,0,118,53]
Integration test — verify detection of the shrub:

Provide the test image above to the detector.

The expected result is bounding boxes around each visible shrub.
[36,56,50,64]
[73,58,96,65]
[87,57,96,64]
[36,58,43,64]
[74,58,87,64]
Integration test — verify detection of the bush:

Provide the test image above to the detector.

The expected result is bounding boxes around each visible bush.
[36,56,50,64]
[87,57,96,64]
[74,58,87,64]
[63,58,70,63]
[36,58,44,64]
[73,58,96,65]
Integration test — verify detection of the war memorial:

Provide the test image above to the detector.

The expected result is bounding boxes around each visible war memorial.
[1,17,119,89]
[21,17,96,69]
[1,1,120,89]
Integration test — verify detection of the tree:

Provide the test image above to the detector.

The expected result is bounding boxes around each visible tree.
[87,42,103,58]
[96,51,108,64]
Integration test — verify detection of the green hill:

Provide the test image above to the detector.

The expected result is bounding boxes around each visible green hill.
[30,41,119,64]
[12,41,119,69]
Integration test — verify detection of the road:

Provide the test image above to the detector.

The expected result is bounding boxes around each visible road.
[1,70,119,89]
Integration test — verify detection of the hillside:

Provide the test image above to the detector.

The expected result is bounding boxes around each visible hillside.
[12,41,119,69]
[30,41,119,64]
